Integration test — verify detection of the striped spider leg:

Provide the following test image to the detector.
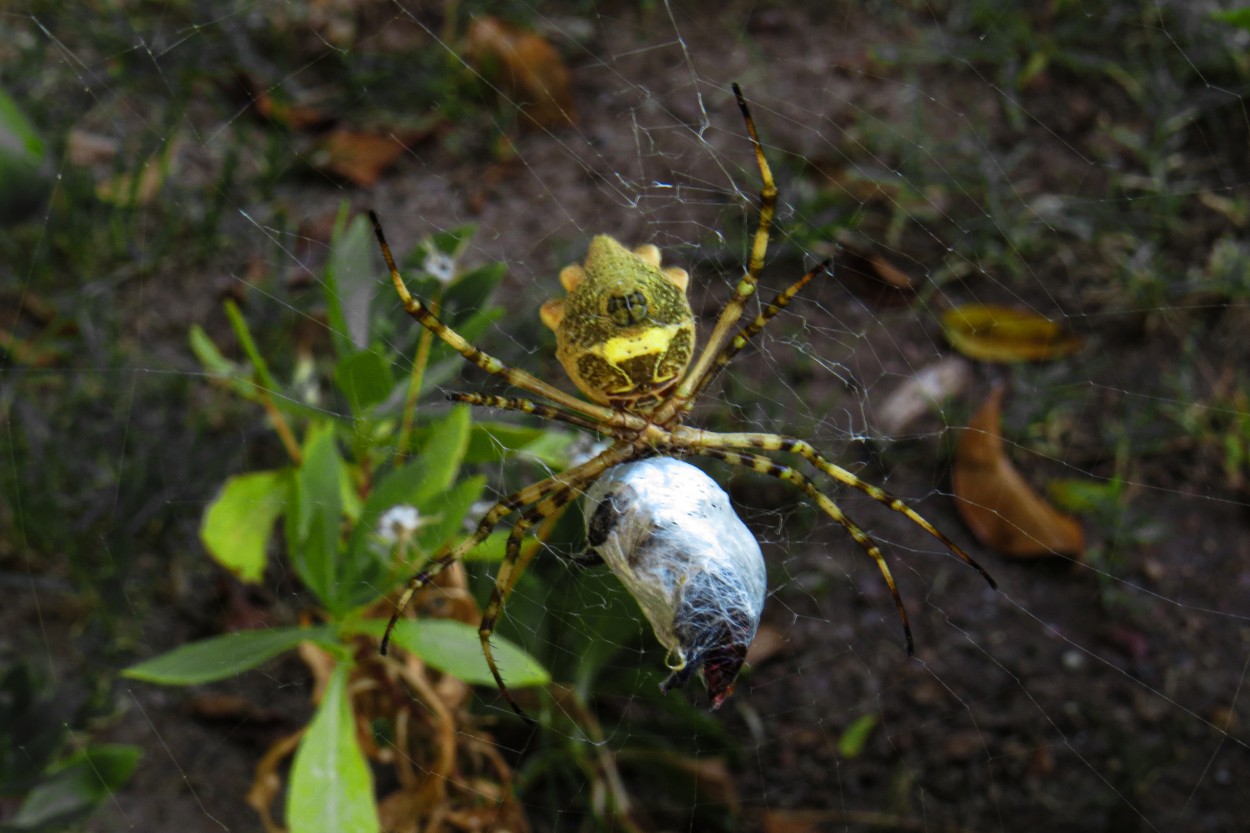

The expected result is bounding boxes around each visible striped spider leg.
[375,83,995,716]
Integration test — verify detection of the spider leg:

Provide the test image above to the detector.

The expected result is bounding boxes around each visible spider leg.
[659,84,778,420]
[480,486,577,720]
[674,429,997,590]
[694,446,915,655]
[449,392,608,435]
[369,211,645,433]
[685,259,832,409]
[381,474,568,655]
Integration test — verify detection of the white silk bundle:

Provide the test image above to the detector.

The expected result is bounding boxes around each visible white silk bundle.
[582,457,766,708]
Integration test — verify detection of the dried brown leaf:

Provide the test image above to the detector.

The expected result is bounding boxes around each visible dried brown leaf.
[833,229,918,307]
[310,129,407,188]
[467,16,577,128]
[942,304,1081,363]
[953,385,1085,558]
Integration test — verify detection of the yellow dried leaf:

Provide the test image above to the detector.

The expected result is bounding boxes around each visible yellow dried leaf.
[953,385,1085,558]
[942,304,1080,363]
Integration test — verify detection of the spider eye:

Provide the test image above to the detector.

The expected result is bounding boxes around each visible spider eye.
[605,290,649,327]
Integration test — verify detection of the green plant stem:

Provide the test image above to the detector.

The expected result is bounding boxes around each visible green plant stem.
[396,291,441,462]
[258,382,303,464]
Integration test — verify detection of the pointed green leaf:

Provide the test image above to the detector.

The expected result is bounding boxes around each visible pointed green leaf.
[324,208,377,356]
[200,469,290,582]
[189,325,259,401]
[465,422,580,466]
[293,425,345,610]
[287,664,379,833]
[334,349,394,414]
[123,626,336,685]
[443,262,506,326]
[375,618,548,688]
[414,476,485,553]
[11,744,141,829]
[224,299,280,392]
[348,406,470,559]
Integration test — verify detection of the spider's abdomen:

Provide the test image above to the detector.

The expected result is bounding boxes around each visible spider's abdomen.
[582,457,765,709]
[540,235,695,408]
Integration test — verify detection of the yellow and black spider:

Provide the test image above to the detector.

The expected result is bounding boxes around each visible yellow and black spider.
[374,84,996,716]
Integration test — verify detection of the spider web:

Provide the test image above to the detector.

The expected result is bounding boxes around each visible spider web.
[3,1,1249,831]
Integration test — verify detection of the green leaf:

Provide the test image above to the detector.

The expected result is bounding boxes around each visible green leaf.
[0,86,48,224]
[287,664,379,833]
[1212,8,1250,31]
[224,299,280,393]
[443,262,506,326]
[293,425,345,610]
[837,714,879,759]
[123,626,336,685]
[324,209,377,356]
[427,224,475,259]
[462,529,510,562]
[361,619,548,688]
[188,324,237,377]
[334,349,394,414]
[348,406,470,558]
[200,469,290,582]
[465,422,581,467]
[189,325,259,401]
[11,745,141,829]
[414,476,485,553]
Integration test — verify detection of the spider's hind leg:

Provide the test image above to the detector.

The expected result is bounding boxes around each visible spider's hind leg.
[695,446,916,655]
[479,487,578,720]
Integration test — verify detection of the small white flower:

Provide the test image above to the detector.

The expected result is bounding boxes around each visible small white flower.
[377,504,422,544]
[422,250,457,285]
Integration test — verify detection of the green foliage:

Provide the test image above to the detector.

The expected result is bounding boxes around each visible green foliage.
[0,663,140,832]
[123,210,579,832]
[287,665,380,833]
[124,626,338,686]
[837,713,880,759]
[369,619,550,687]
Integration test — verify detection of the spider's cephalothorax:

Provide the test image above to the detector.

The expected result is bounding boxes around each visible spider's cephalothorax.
[540,235,695,407]
[373,83,997,719]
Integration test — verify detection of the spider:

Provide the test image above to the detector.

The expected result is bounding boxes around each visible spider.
[374,84,996,717]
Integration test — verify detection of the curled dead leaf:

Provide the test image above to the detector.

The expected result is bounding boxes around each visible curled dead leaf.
[467,16,577,128]
[942,304,1081,363]
[873,356,972,437]
[953,385,1085,558]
